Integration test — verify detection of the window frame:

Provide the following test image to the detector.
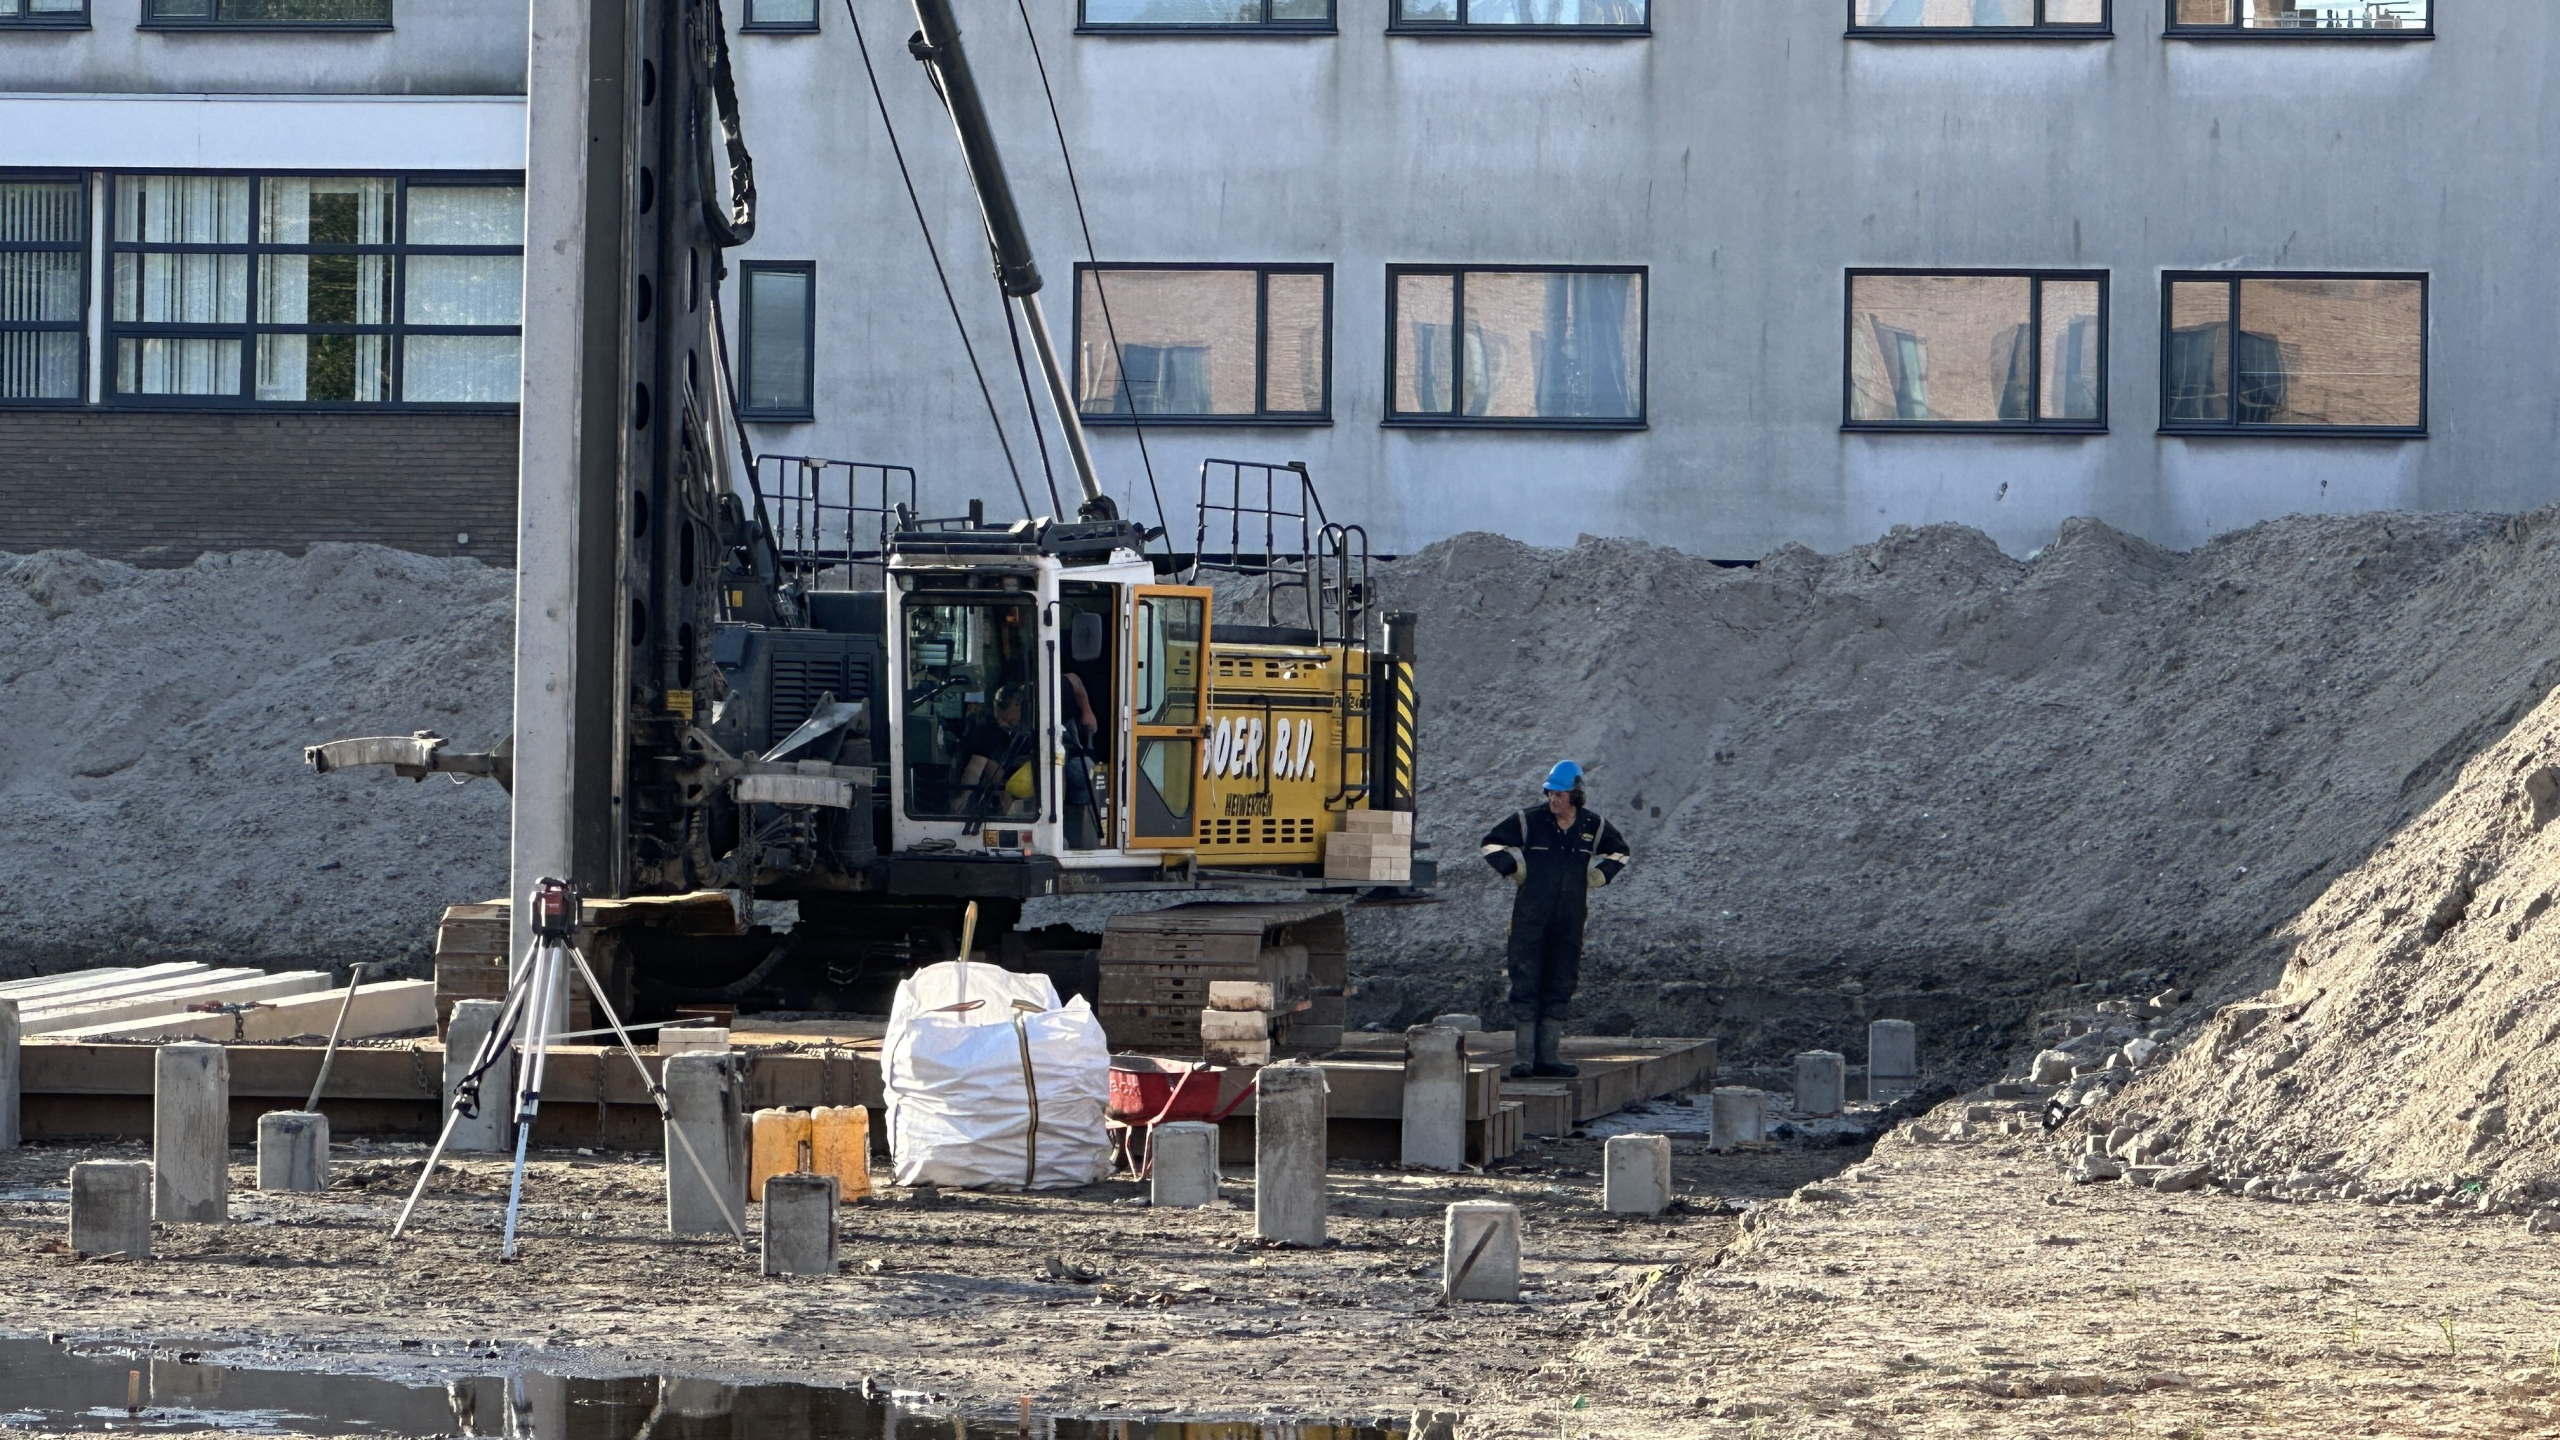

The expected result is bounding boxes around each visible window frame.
[738,259,818,423]
[0,171,92,408]
[1075,0,1336,36]
[102,169,525,412]
[1070,261,1335,428]
[2164,0,2431,41]
[1846,0,2112,40]
[0,0,91,30]
[1383,263,1650,431]
[738,0,818,35]
[1386,0,1650,38]
[2155,270,2429,439]
[1840,268,2111,435]
[138,0,391,29]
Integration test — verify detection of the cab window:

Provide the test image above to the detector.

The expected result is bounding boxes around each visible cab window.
[902,596,1039,820]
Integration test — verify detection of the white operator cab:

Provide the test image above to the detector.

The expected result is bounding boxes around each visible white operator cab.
[885,533,1215,886]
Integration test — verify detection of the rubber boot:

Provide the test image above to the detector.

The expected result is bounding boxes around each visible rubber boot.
[1509,1019,1537,1079]
[1532,1018,1579,1079]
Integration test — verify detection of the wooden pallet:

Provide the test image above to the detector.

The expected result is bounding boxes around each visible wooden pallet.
[1096,901,1347,1057]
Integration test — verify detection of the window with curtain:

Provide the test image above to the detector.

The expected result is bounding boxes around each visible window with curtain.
[1388,266,1645,426]
[1851,0,2108,33]
[106,173,522,406]
[0,0,89,26]
[142,0,390,23]
[2169,0,2428,34]
[1845,271,2106,429]
[1079,0,1332,29]
[1390,0,1647,30]
[740,262,816,421]
[1,177,87,403]
[2161,274,2424,432]
[1074,265,1330,422]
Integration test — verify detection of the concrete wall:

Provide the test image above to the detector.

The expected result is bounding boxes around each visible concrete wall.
[0,0,527,95]
[719,1,2560,559]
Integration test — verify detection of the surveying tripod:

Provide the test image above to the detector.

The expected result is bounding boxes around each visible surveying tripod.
[390,878,744,1258]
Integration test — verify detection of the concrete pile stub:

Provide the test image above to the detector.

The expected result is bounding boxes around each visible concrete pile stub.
[69,1160,152,1259]
[0,996,17,1151]
[442,998,511,1154]
[1604,1133,1673,1215]
[665,1053,748,1237]
[152,1042,228,1223]
[1400,1024,1466,1172]
[659,1026,732,1057]
[1443,1200,1522,1302]
[1151,1121,1220,1209]
[1794,1050,1846,1116]
[760,1173,839,1277]
[255,1111,329,1192]
[1868,1019,1917,1098]
[1254,1060,1328,1247]
[1710,1087,1765,1149]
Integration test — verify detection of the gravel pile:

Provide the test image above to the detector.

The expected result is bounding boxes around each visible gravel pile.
[1352,509,2560,1078]
[0,545,512,981]
[2056,660,2560,1209]
[15,508,2560,1086]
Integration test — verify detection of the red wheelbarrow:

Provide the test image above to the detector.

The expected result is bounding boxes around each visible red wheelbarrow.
[1108,1056,1258,1178]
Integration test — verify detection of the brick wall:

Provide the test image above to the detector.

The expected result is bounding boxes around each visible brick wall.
[0,410,518,567]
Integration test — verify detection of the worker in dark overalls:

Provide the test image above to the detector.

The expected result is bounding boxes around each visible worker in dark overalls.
[1481,761,1632,1079]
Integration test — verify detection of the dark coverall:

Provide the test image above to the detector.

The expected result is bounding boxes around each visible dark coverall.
[1481,806,1631,1022]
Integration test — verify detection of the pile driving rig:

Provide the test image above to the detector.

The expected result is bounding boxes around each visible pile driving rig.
[306,0,1428,1026]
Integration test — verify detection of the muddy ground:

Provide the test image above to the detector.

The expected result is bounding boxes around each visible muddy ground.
[0,1110,1846,1436]
[1552,1109,2560,1440]
[9,1096,2560,1436]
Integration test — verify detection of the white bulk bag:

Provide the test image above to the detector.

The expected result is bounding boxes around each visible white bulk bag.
[883,960,1112,1189]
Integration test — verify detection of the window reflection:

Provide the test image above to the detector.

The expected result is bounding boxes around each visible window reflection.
[2166,276,2423,430]
[1847,272,2106,429]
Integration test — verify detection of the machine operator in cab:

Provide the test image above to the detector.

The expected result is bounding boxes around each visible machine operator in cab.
[958,682,1036,819]
[1481,761,1632,1079]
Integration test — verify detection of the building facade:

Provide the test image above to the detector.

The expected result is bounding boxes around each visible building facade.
[720,0,2535,560]
[0,0,528,563]
[5,0,2539,567]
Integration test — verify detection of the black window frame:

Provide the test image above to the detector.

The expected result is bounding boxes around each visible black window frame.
[2165,0,2431,40]
[738,0,818,34]
[0,0,91,30]
[0,171,92,408]
[738,259,819,423]
[1075,0,1336,35]
[1841,268,2111,435]
[1070,261,1334,427]
[102,169,525,412]
[139,0,391,29]
[2156,270,2429,439]
[1384,263,1649,431]
[1387,0,1649,38]
[1847,0,2111,40]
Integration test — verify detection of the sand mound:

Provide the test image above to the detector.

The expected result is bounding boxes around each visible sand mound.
[1352,510,2560,1077]
[0,545,513,980]
[2075,677,2560,1203]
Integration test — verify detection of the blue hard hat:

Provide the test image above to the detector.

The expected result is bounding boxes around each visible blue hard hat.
[1542,760,1584,792]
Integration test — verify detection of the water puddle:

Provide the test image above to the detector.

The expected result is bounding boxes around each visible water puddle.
[0,1336,1411,1438]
